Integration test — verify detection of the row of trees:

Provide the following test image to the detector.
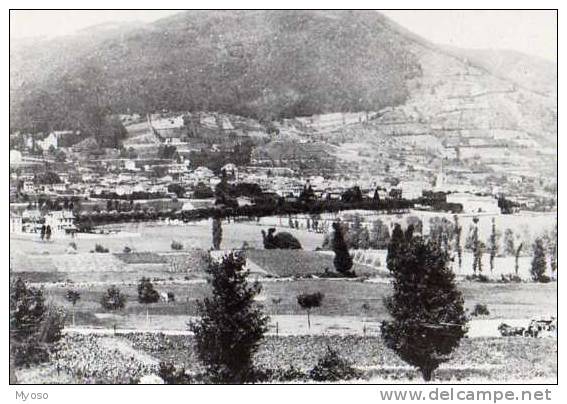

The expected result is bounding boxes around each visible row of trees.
[76,195,415,228]
[334,213,557,281]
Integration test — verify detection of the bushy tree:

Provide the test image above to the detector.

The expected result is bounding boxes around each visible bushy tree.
[212,216,222,250]
[168,183,186,198]
[10,278,46,341]
[100,286,126,312]
[381,227,468,381]
[503,228,515,256]
[138,277,160,326]
[348,214,364,249]
[65,289,81,326]
[358,227,371,250]
[341,186,363,203]
[370,219,391,249]
[10,278,65,367]
[531,238,547,282]
[332,222,355,277]
[35,171,61,185]
[297,292,324,329]
[190,252,269,383]
[429,217,455,252]
[406,216,423,234]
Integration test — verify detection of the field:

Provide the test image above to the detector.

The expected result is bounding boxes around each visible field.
[15,333,557,384]
[245,249,383,278]
[21,277,556,334]
[10,220,325,256]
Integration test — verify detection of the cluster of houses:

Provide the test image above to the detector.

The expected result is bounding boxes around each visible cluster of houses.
[10,210,76,236]
[9,109,514,240]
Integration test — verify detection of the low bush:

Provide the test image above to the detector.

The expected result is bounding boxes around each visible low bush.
[537,275,552,283]
[94,244,109,253]
[465,274,490,283]
[308,346,363,382]
[38,306,66,343]
[254,364,307,382]
[158,361,193,384]
[171,240,184,251]
[471,303,490,317]
[499,274,523,283]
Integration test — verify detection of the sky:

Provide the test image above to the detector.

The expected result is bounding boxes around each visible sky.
[10,10,557,61]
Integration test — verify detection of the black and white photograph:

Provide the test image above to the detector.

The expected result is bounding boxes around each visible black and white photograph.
[8,7,558,389]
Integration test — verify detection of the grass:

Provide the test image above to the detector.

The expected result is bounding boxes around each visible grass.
[12,249,211,285]
[114,252,167,264]
[245,249,382,278]
[10,220,325,255]
[31,278,556,330]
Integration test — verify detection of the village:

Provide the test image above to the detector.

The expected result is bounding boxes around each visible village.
[10,108,555,240]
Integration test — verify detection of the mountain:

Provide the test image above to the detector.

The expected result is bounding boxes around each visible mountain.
[10,10,423,131]
[443,46,557,97]
[10,10,557,180]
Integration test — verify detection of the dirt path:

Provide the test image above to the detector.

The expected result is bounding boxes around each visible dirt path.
[67,316,553,338]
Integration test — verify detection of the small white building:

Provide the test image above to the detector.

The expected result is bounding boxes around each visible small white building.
[37,132,58,150]
[10,150,22,164]
[22,181,35,194]
[124,160,138,171]
[44,211,76,234]
[193,166,215,180]
[168,164,189,175]
[115,185,134,196]
[10,213,22,234]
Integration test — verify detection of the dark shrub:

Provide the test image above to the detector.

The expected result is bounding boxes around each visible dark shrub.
[158,361,193,384]
[100,286,127,311]
[465,274,490,283]
[309,346,363,382]
[470,303,490,317]
[94,244,109,253]
[499,274,522,283]
[171,240,183,251]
